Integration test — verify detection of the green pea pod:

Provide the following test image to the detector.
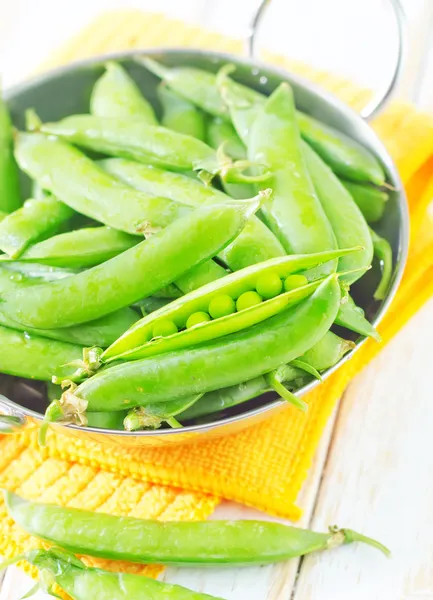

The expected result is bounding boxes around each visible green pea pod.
[15,133,191,235]
[248,83,337,274]
[301,330,355,370]
[0,93,21,213]
[341,180,388,223]
[296,111,386,186]
[91,61,157,124]
[336,293,381,341]
[4,492,389,568]
[100,158,285,271]
[0,195,74,258]
[0,198,260,329]
[0,265,138,347]
[104,247,357,361]
[124,395,203,430]
[0,261,78,282]
[40,116,268,185]
[0,326,82,381]
[60,275,341,415]
[158,83,206,140]
[1,548,224,600]
[132,295,171,315]
[370,227,393,301]
[206,116,246,160]
[140,56,229,118]
[10,226,139,268]
[106,279,324,363]
[302,142,373,284]
[142,60,386,187]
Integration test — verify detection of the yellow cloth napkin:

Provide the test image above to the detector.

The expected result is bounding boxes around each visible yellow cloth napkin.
[2,9,433,587]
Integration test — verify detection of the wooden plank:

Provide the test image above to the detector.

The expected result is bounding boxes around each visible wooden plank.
[292,298,433,600]
[164,412,338,600]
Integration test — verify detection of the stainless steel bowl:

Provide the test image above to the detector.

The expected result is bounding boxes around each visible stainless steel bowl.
[0,1,409,446]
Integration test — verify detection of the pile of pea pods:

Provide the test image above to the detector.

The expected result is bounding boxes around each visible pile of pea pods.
[0,59,392,432]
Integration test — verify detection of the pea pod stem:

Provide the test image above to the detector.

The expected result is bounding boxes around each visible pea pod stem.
[0,199,259,329]
[264,371,307,411]
[3,491,390,567]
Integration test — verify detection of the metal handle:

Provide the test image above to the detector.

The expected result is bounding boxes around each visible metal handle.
[247,0,406,120]
[0,394,27,433]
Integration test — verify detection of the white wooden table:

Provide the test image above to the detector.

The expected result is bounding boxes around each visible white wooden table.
[1,0,433,598]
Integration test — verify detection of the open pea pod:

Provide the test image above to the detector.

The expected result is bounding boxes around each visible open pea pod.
[106,279,323,363]
[103,247,360,362]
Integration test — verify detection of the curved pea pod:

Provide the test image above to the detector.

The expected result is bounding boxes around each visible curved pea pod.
[341,180,388,223]
[0,264,138,347]
[0,93,21,213]
[14,133,190,235]
[10,226,139,268]
[0,198,261,329]
[301,330,355,370]
[105,279,324,364]
[104,247,357,361]
[0,306,137,348]
[0,195,74,258]
[336,293,381,341]
[370,227,393,301]
[100,158,286,271]
[303,141,373,284]
[60,275,341,415]
[4,492,389,568]
[0,261,78,283]
[1,548,224,600]
[0,326,82,381]
[248,83,337,274]
[40,116,268,185]
[158,83,206,140]
[175,260,227,294]
[91,61,157,124]
[296,111,386,186]
[139,56,229,117]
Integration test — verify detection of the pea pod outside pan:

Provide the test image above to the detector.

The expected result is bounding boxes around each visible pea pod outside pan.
[104,247,358,361]
[4,491,389,567]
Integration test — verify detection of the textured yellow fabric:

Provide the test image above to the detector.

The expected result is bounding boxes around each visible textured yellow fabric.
[1,10,433,589]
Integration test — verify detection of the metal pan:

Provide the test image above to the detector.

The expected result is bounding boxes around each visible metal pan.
[0,0,409,446]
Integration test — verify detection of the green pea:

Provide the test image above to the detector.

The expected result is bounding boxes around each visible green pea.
[152,319,178,338]
[186,311,211,328]
[208,294,236,319]
[255,272,283,299]
[236,290,263,312]
[284,274,309,292]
